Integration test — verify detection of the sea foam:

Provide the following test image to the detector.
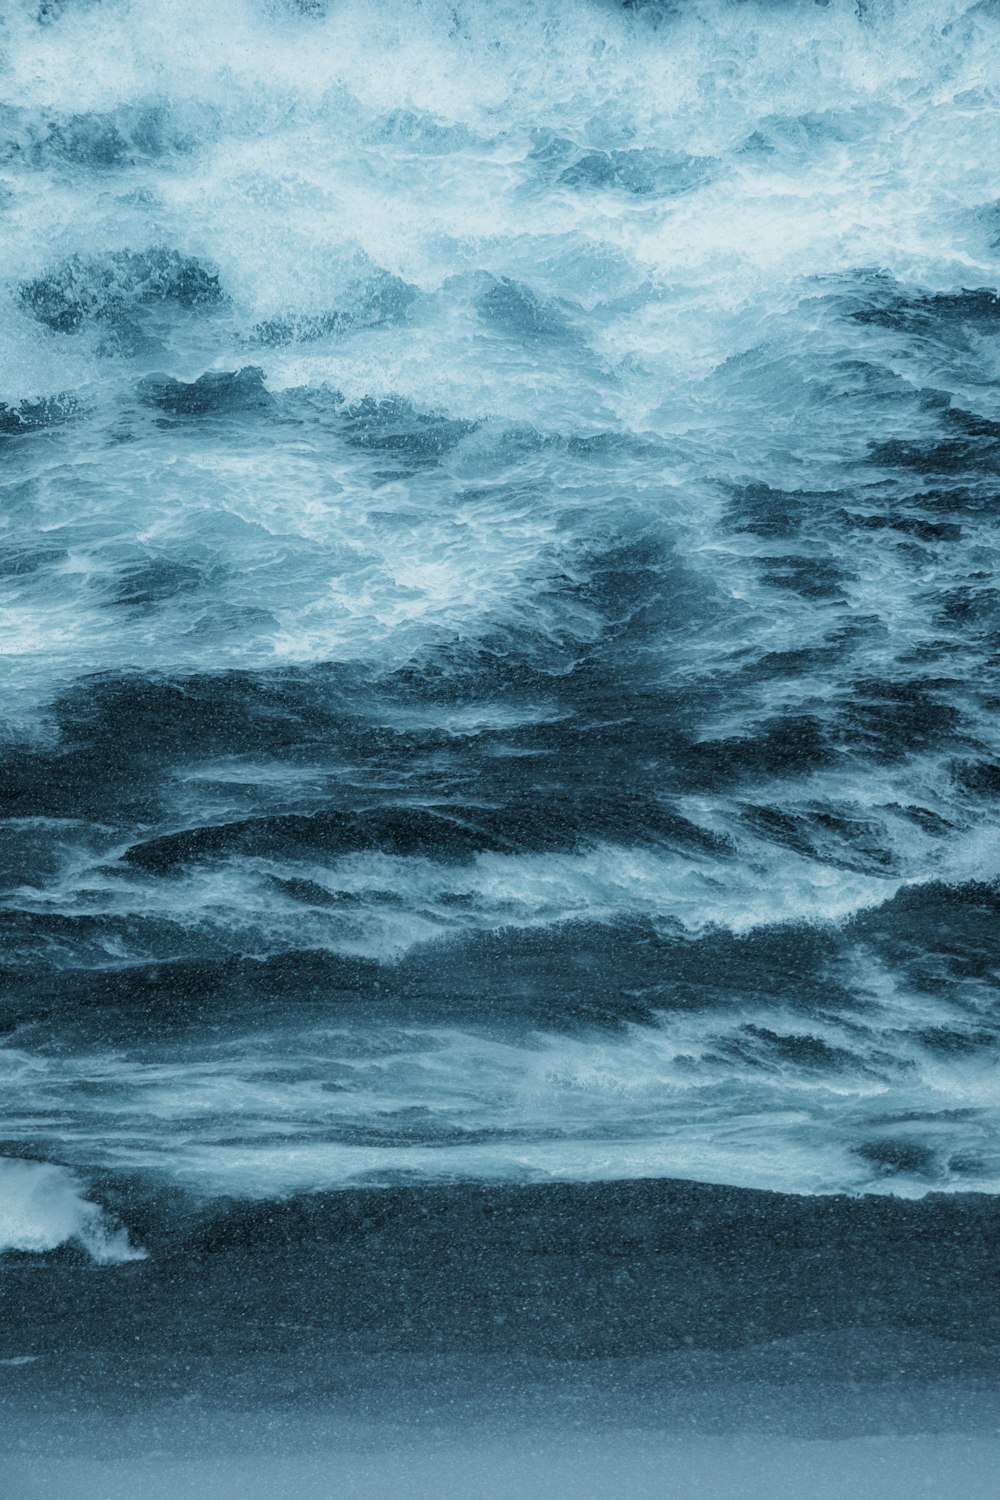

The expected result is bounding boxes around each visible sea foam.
[0,1157,144,1264]
[1,0,999,1204]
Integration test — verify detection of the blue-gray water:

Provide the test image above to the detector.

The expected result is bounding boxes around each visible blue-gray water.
[3,0,1000,1242]
[1,3,999,1492]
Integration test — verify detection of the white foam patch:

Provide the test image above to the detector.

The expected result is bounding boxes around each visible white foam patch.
[0,1158,145,1264]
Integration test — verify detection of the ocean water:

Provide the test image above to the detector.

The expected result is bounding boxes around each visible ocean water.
[2,0,1000,1263]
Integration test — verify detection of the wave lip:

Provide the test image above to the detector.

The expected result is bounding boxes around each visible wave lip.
[0,1157,145,1264]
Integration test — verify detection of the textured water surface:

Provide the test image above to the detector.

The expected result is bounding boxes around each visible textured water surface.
[1,0,1000,1257]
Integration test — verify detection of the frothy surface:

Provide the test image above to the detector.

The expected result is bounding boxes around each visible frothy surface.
[2,0,1000,1219]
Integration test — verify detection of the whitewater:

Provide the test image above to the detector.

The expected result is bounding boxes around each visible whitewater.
[2,0,1000,1260]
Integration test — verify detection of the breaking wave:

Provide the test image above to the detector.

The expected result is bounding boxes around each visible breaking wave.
[0,1157,144,1262]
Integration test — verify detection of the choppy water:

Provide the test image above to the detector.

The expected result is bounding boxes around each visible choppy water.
[2,0,1000,1257]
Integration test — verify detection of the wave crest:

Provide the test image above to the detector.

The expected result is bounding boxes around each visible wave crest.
[0,1157,145,1264]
